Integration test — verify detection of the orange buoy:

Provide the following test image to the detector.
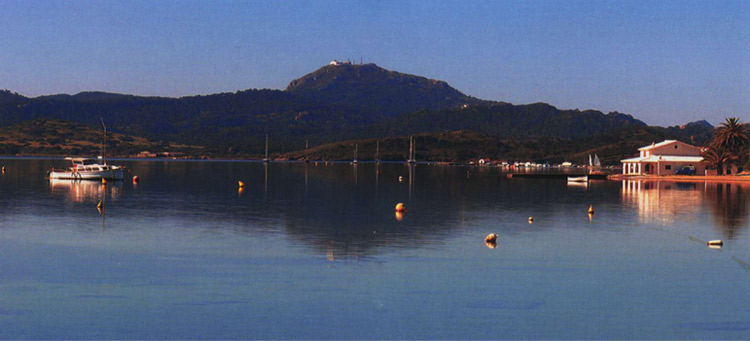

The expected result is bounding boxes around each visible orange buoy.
[96,201,104,209]
[588,205,595,214]
[484,233,498,243]
[238,180,245,188]
[132,175,140,183]
[101,178,107,184]
[395,203,407,213]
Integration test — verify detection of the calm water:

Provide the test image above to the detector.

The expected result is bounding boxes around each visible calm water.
[0,158,749,339]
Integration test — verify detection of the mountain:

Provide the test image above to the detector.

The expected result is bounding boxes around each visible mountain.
[0,63,718,159]
[286,62,483,117]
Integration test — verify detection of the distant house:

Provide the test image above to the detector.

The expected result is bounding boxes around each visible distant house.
[478,158,490,165]
[621,140,707,175]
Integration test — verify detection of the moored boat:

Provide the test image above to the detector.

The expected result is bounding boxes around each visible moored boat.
[567,175,588,182]
[49,157,124,180]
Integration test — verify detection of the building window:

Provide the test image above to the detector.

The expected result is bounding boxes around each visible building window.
[674,145,678,149]
[665,165,672,170]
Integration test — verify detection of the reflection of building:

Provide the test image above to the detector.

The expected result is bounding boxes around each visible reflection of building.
[622,180,703,224]
[621,140,706,175]
[622,180,749,238]
[49,179,121,203]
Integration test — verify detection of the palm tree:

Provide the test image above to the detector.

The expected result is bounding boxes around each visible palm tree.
[701,145,729,175]
[713,117,749,173]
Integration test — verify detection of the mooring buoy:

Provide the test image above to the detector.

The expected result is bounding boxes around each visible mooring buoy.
[238,180,245,188]
[395,203,407,213]
[485,233,498,243]
[588,205,595,214]
[132,175,140,183]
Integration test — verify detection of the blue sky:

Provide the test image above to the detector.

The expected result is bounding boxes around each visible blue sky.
[0,0,747,126]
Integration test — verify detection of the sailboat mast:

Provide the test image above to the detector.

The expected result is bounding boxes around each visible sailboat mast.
[376,140,380,160]
[265,134,269,159]
[100,118,107,165]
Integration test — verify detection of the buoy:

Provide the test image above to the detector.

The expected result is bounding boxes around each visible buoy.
[588,212,594,222]
[101,178,107,184]
[96,201,104,209]
[132,176,140,183]
[707,240,723,246]
[484,233,498,243]
[588,205,595,214]
[238,180,245,188]
[395,211,404,221]
[395,203,407,213]
[398,176,404,182]
[485,240,497,249]
[528,216,534,223]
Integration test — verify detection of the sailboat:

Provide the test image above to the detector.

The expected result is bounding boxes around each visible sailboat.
[263,134,270,163]
[407,136,416,164]
[375,140,381,164]
[304,139,310,163]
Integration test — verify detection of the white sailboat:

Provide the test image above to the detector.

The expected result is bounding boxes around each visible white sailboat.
[263,134,270,163]
[407,136,416,164]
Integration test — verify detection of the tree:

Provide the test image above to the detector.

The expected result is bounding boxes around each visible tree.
[712,117,749,173]
[701,145,729,175]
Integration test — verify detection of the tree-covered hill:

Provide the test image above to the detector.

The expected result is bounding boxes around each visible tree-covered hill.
[0,62,719,158]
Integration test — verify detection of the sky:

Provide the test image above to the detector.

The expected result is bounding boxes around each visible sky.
[0,0,747,126]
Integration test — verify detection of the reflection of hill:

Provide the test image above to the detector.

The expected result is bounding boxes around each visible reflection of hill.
[622,180,749,239]
[274,163,465,260]
[49,179,122,203]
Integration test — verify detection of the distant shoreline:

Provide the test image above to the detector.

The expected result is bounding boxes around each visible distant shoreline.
[609,174,750,182]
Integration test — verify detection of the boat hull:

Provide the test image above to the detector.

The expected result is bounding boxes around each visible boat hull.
[49,169,124,180]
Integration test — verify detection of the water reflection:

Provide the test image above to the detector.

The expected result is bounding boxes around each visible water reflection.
[622,180,750,238]
[49,178,122,203]
[705,182,750,238]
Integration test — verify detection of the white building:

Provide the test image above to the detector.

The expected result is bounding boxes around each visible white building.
[621,140,707,175]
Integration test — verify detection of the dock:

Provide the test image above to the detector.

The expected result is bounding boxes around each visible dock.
[507,173,610,180]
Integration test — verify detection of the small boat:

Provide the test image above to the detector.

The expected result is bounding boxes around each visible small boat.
[49,157,124,180]
[567,175,588,182]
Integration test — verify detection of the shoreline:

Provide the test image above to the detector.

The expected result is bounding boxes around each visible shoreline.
[608,174,750,182]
